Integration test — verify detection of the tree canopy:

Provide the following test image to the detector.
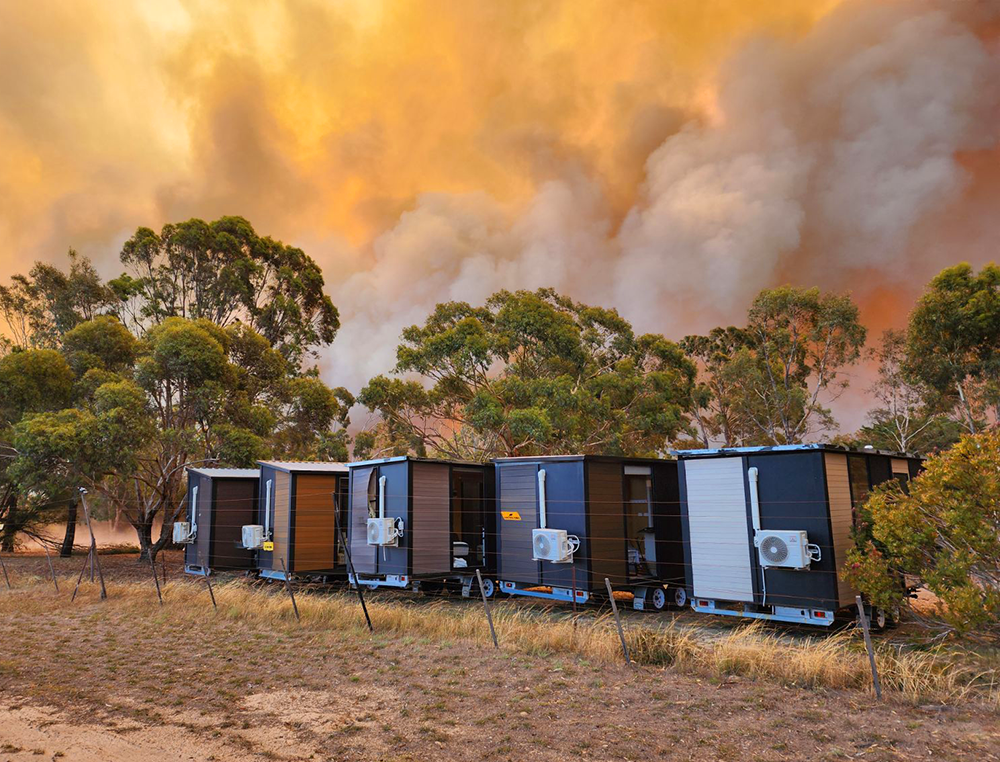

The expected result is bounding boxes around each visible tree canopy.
[684,286,866,446]
[907,263,1000,433]
[358,288,695,459]
[113,216,339,366]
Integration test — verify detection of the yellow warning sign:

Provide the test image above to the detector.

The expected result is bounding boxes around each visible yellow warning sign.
[501,511,522,521]
[263,541,275,551]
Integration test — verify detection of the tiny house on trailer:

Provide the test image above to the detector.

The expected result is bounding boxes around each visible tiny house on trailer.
[676,445,922,626]
[175,467,260,575]
[494,455,684,610]
[346,457,496,595]
[243,461,349,581]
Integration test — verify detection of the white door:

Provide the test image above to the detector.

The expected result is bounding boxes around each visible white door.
[685,458,754,602]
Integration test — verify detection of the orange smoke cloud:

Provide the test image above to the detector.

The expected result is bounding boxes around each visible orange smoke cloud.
[1,0,999,433]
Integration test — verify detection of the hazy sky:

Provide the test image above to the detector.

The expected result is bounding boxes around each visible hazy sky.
[2,0,999,433]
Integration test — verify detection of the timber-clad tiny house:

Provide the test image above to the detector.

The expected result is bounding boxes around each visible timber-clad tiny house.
[676,445,923,626]
[493,455,684,610]
[250,461,349,581]
[346,457,496,595]
[179,467,259,575]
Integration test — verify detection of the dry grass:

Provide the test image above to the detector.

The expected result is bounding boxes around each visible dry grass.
[4,574,999,709]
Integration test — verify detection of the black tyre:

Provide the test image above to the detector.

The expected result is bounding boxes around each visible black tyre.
[673,587,688,608]
[650,587,667,611]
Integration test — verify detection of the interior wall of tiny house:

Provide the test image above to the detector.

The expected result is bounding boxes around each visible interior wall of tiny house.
[494,456,683,594]
[347,458,495,580]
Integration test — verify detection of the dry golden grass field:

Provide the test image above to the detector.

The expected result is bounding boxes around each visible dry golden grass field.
[0,551,998,762]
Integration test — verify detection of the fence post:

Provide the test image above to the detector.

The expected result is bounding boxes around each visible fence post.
[856,596,883,700]
[332,493,374,633]
[43,543,59,592]
[78,489,106,600]
[0,552,11,590]
[278,558,300,622]
[203,569,218,611]
[149,552,163,605]
[71,547,92,602]
[476,569,499,649]
[605,577,631,665]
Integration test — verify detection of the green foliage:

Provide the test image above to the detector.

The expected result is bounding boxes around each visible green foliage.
[845,431,1000,640]
[0,251,112,350]
[683,286,866,446]
[849,329,962,454]
[62,315,137,374]
[0,349,75,423]
[907,263,1000,432]
[117,216,339,366]
[360,288,695,459]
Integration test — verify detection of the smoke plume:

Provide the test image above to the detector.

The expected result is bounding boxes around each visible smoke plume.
[1,0,998,429]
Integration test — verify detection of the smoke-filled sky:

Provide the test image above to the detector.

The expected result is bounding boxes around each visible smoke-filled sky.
[2,0,999,432]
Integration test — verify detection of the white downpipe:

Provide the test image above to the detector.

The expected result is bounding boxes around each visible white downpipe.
[378,476,387,519]
[748,467,762,532]
[538,469,547,529]
[264,479,272,539]
[748,466,766,605]
[190,485,199,535]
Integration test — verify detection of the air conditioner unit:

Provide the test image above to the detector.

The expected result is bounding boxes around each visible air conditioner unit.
[532,528,574,563]
[755,530,820,569]
[367,517,398,546]
[242,524,265,550]
[172,522,194,544]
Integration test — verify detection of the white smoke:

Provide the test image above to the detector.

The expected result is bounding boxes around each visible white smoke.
[323,0,1000,407]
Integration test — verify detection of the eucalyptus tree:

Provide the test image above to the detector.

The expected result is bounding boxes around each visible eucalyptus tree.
[359,288,695,459]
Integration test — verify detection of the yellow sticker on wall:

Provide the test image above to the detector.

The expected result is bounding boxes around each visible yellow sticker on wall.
[501,511,522,521]
[263,541,274,551]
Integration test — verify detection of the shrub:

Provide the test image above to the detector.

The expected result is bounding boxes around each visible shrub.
[844,431,1000,641]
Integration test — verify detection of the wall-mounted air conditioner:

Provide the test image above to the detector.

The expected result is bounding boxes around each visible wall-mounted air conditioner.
[755,530,821,570]
[367,517,399,546]
[173,522,195,544]
[242,524,265,550]
[532,528,575,563]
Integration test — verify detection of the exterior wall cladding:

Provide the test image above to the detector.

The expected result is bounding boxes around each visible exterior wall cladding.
[677,446,923,613]
[255,463,347,576]
[494,456,684,594]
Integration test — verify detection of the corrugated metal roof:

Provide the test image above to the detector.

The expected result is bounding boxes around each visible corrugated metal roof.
[187,467,260,479]
[674,444,918,459]
[257,460,349,473]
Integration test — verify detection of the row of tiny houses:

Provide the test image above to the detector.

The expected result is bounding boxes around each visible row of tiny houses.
[175,446,921,626]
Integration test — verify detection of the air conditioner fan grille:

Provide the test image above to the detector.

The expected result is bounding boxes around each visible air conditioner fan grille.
[760,536,789,564]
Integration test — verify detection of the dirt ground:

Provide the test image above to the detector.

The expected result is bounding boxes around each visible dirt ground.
[0,551,997,762]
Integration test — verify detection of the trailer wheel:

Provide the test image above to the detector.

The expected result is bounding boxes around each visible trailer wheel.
[889,604,902,626]
[673,587,688,608]
[365,581,380,591]
[872,607,888,631]
[650,587,667,611]
[480,578,496,599]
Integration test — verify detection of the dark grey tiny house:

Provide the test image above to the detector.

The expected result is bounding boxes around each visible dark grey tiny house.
[677,445,923,626]
[346,457,496,594]
[253,462,349,581]
[182,468,259,575]
[494,456,684,610]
